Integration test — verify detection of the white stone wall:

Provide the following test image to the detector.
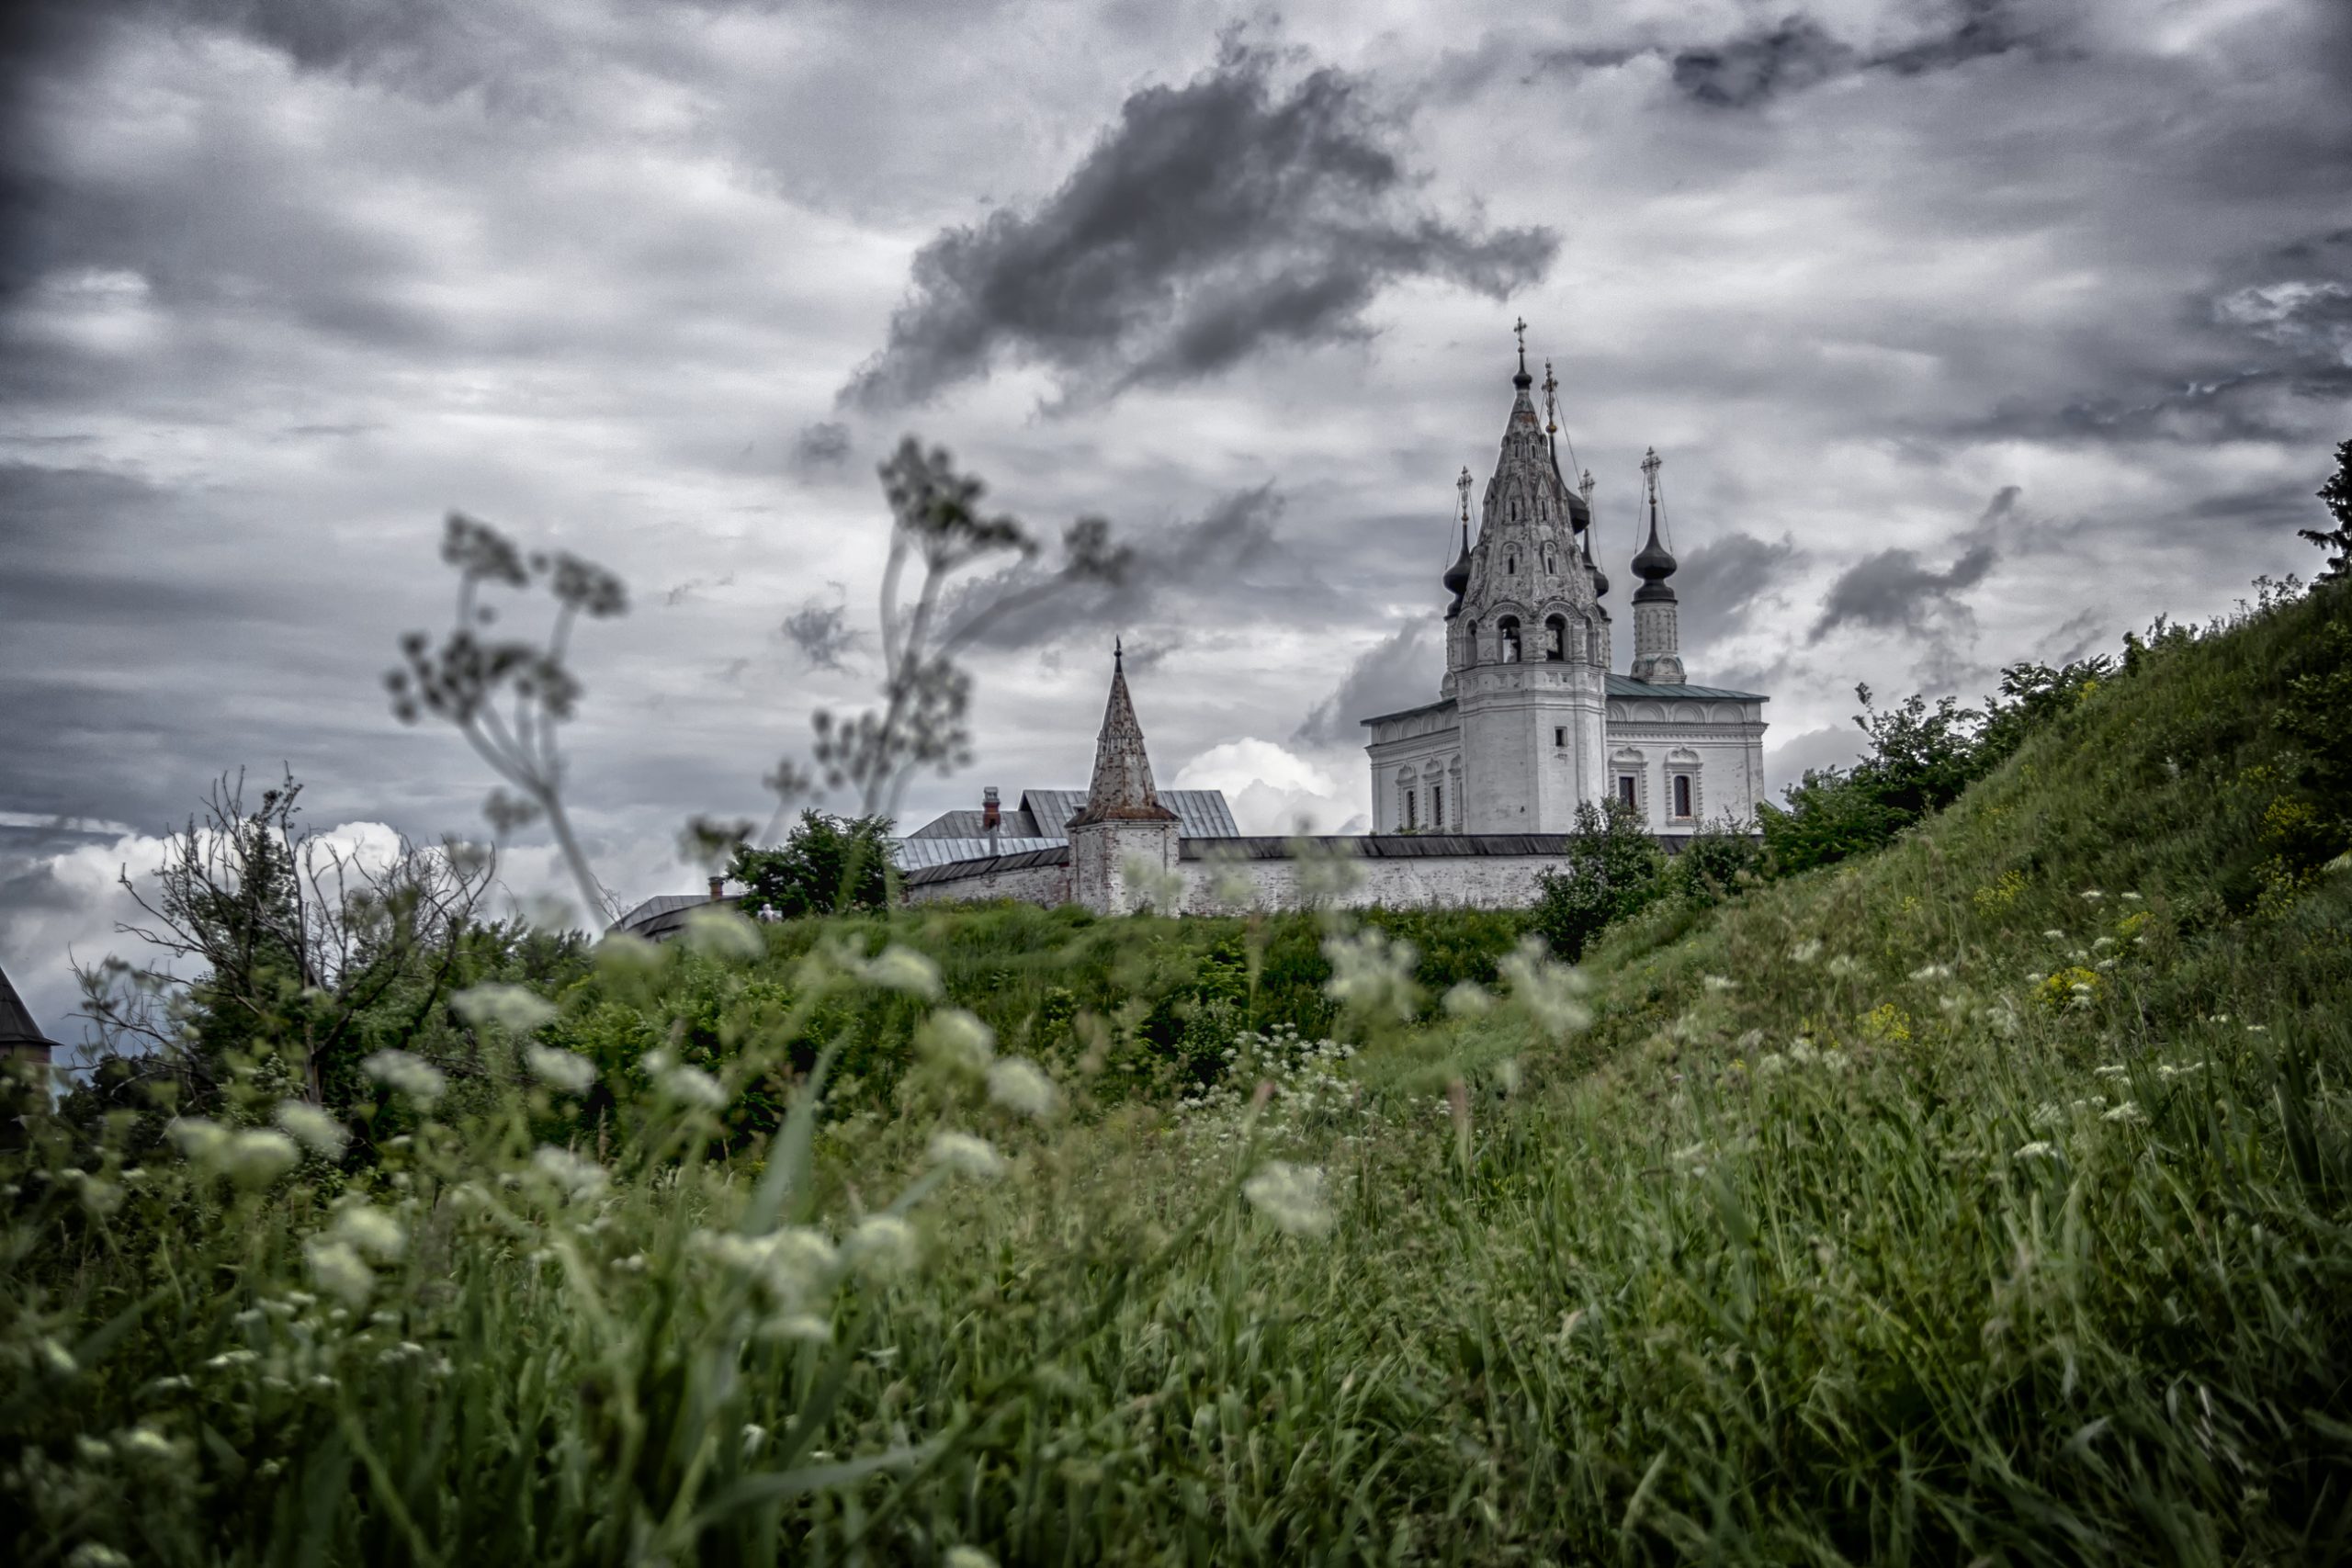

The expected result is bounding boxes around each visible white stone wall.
[904,859,1071,907]
[1178,853,1557,913]
[1456,660,1607,832]
[1602,696,1767,831]
[1363,705,1463,834]
[1070,819,1181,913]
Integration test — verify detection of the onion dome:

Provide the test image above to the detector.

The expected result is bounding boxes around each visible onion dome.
[1584,534,1610,599]
[1631,446,1678,604]
[1442,523,1472,615]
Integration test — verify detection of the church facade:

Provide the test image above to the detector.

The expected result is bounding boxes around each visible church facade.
[1362,340,1768,838]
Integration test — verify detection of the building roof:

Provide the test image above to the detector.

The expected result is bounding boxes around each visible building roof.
[609,893,724,942]
[1604,674,1768,702]
[1067,649,1180,826]
[1021,788,1238,840]
[1357,696,1461,728]
[894,836,1069,870]
[901,843,1071,886]
[1,962,60,1054]
[906,807,1046,840]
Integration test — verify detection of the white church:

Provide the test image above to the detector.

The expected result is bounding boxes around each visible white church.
[618,333,1770,933]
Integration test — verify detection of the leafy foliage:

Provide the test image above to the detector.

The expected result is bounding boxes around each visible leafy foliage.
[2301,435,2352,581]
[1531,800,1668,959]
[728,811,897,922]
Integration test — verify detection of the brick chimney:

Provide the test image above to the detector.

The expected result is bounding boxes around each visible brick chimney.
[707,875,726,902]
[981,785,1001,831]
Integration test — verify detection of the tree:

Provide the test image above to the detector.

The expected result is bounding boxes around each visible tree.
[74,770,498,1115]
[1531,801,1668,960]
[2301,437,2352,582]
[728,811,896,921]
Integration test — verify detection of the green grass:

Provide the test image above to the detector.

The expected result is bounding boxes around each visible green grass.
[6,585,2351,1565]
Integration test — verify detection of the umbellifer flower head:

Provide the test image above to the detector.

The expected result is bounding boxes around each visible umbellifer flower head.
[1243,1161,1334,1239]
[986,1057,1058,1119]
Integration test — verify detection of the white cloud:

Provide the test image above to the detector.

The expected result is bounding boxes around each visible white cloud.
[1171,738,1362,835]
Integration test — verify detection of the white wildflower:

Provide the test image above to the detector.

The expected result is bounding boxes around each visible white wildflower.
[529,1146,610,1202]
[450,983,558,1034]
[681,905,765,962]
[1442,980,1493,1018]
[39,1337,77,1377]
[2120,891,2143,902]
[1702,974,1736,993]
[1909,963,1953,983]
[2014,1141,2058,1159]
[759,1313,832,1345]
[1323,928,1422,1021]
[116,1426,175,1462]
[986,1057,1059,1119]
[362,1050,447,1107]
[593,931,664,977]
[646,1051,727,1110]
[1826,954,1864,978]
[2041,930,2066,941]
[66,1546,132,1568]
[2102,1100,2145,1124]
[333,1205,407,1263]
[202,1349,257,1370]
[304,1238,374,1307]
[916,1009,996,1076]
[2093,1064,2128,1079]
[524,1045,597,1094]
[223,1130,300,1189]
[1498,937,1591,1037]
[926,1131,1006,1180]
[1242,1161,1334,1238]
[166,1117,228,1166]
[1789,939,1823,964]
[945,1549,999,1568]
[273,1100,348,1159]
[857,943,944,1000]
[846,1213,921,1278]
[2081,889,2105,902]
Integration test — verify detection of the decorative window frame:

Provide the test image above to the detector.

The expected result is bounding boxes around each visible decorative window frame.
[1665,748,1702,823]
[1609,747,1647,818]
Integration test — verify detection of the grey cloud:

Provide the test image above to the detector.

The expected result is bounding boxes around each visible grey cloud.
[781,600,859,671]
[1809,538,1996,644]
[1671,1,2040,109]
[841,43,1558,412]
[1294,621,1442,746]
[1668,531,1801,659]
[954,483,1308,652]
[789,421,854,476]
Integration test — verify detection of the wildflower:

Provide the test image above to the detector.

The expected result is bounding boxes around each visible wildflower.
[987,1056,1059,1119]
[517,1044,596,1095]
[681,905,765,961]
[2081,889,2105,903]
[1498,937,1591,1038]
[451,983,559,1034]
[916,1009,996,1076]
[274,1100,348,1159]
[1826,954,1863,978]
[39,1337,77,1377]
[760,1313,832,1344]
[2120,891,2143,902]
[223,1130,300,1189]
[1909,963,1953,983]
[645,1050,728,1110]
[1323,928,1423,1021]
[847,1214,921,1278]
[1702,974,1736,993]
[926,1131,1006,1180]
[165,1117,228,1166]
[945,1549,1000,1568]
[304,1238,374,1307]
[2093,1064,2128,1079]
[116,1427,175,1462]
[741,1423,769,1455]
[2041,930,2065,941]
[1442,980,1493,1018]
[202,1349,257,1370]
[529,1146,610,1202]
[1789,939,1823,964]
[1494,1058,1524,1096]
[66,1547,132,1568]
[2103,1100,2145,1124]
[2245,1023,2267,1034]
[362,1050,447,1107]
[593,931,664,977]
[334,1205,406,1263]
[2014,1141,2058,1159]
[1243,1161,1334,1238]
[857,943,944,1000]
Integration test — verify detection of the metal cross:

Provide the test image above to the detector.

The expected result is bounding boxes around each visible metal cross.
[1512,317,1527,357]
[1542,358,1558,434]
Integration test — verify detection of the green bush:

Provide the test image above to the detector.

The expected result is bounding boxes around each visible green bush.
[1531,800,1668,959]
[728,809,895,920]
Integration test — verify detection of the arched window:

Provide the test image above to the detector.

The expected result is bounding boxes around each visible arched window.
[1588,623,1600,663]
[1498,615,1521,663]
[1673,773,1694,818]
[1506,552,1517,575]
[1543,546,1555,575]
[1544,615,1567,661]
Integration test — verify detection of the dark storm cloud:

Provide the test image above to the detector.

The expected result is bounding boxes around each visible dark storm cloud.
[780,599,859,671]
[1670,1,2040,108]
[1294,622,1442,746]
[1668,531,1801,659]
[0,463,268,625]
[841,44,1559,412]
[1809,539,1996,644]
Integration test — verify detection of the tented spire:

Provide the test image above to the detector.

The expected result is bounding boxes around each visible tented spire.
[1068,643,1178,826]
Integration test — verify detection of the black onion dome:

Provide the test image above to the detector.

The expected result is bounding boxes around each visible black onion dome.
[1442,525,1472,615]
[1583,536,1609,598]
[1632,530,1677,583]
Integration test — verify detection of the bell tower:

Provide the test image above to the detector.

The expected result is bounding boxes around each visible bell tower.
[1451,325,1609,830]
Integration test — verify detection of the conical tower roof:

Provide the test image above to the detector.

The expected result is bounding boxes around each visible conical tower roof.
[1067,643,1178,827]
[1,962,59,1054]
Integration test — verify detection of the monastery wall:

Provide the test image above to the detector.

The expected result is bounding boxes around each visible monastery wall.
[904,858,1070,908]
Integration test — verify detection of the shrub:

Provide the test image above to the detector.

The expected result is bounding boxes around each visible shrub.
[729,810,895,919]
[1532,801,1667,959]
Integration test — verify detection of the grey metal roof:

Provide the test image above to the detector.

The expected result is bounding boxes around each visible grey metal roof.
[610,894,715,940]
[1021,789,1238,840]
[1605,675,1768,702]
[1359,697,1459,728]
[906,807,1046,840]
[902,844,1071,886]
[891,836,1069,870]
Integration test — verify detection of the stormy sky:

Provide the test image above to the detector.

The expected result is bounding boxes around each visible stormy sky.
[4,0,2348,1046]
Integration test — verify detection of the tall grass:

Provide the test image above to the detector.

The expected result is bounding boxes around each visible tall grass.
[6,585,2350,1564]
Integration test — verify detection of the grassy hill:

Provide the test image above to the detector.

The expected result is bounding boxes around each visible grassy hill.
[7,583,2350,1564]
